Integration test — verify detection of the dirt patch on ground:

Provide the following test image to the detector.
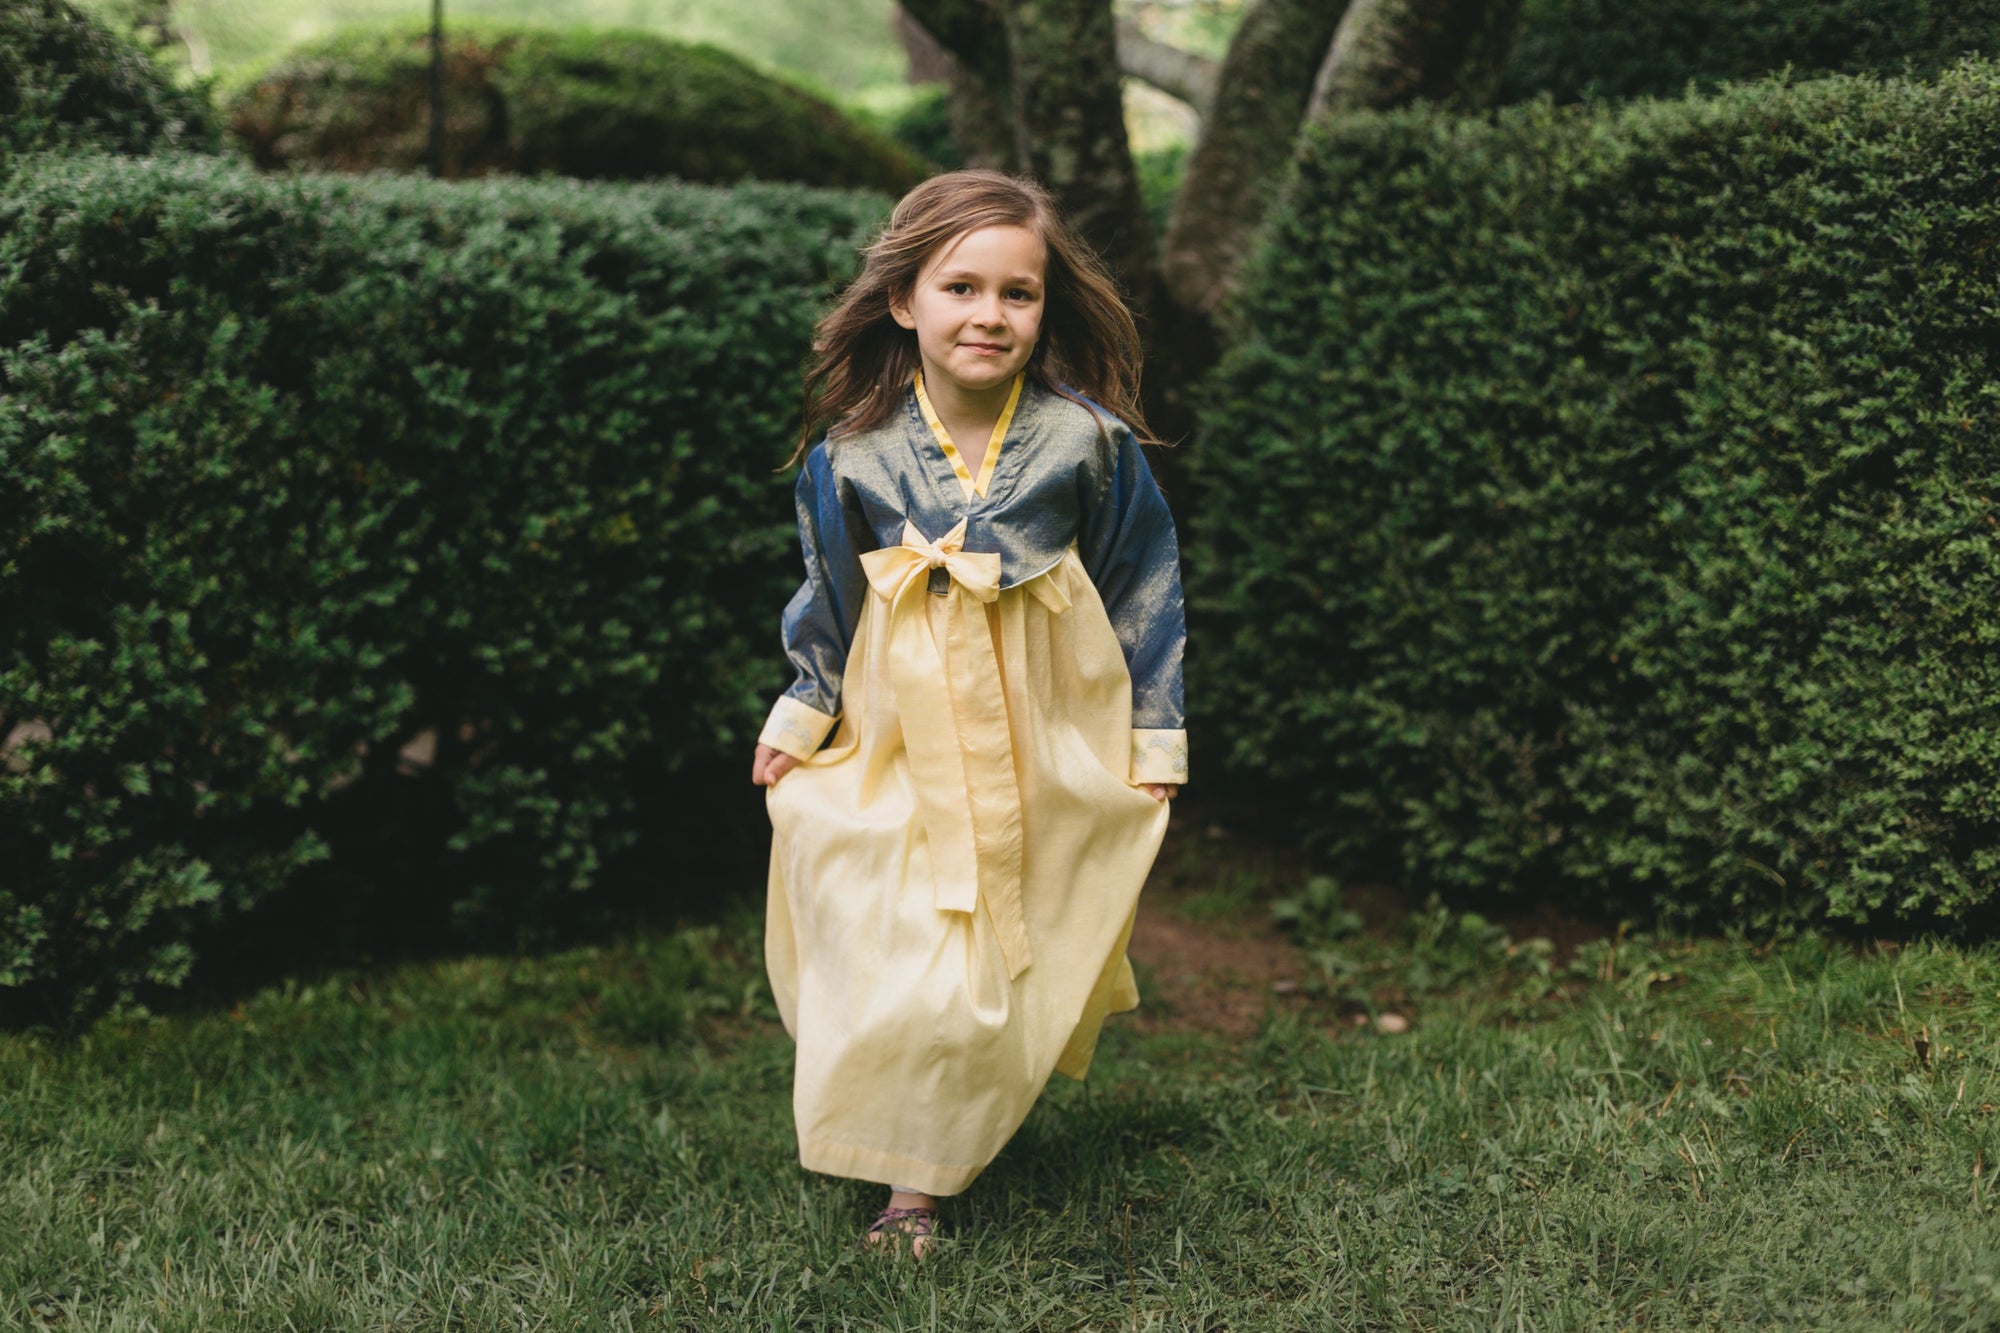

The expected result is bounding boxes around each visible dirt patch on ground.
[1127,893,1302,1040]
[1123,803,1308,1040]
[1122,795,1617,1040]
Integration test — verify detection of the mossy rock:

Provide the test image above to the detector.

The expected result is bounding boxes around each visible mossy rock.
[0,0,218,163]
[228,24,925,191]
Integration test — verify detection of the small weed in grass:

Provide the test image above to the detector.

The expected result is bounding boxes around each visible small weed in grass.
[1276,881,1564,1018]
[1174,868,1262,924]
[1270,873,1365,945]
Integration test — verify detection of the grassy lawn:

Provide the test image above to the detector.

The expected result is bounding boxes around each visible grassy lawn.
[6,880,2000,1330]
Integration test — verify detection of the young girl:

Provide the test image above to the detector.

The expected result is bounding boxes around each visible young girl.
[750,169,1187,1256]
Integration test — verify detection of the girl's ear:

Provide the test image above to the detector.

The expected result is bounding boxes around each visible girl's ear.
[888,292,917,331]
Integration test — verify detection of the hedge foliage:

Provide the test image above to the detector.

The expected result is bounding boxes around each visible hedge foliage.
[1504,0,2000,103]
[228,24,924,192]
[0,0,217,163]
[0,153,887,1024]
[1190,61,2000,929]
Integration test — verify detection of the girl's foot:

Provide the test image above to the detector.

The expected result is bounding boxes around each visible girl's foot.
[866,1189,939,1258]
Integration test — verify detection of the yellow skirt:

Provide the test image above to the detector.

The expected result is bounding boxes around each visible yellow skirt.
[764,547,1169,1197]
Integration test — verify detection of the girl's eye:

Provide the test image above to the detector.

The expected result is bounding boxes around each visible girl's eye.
[946,282,972,295]
[1007,289,1036,302]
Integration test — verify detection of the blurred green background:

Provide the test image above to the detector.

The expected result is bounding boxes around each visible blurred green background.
[70,0,1226,146]
[75,0,907,96]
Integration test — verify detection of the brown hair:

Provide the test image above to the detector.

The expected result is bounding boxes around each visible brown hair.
[787,168,1157,466]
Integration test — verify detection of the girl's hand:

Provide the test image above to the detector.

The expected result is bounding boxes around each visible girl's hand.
[752,743,800,786]
[1142,784,1178,801]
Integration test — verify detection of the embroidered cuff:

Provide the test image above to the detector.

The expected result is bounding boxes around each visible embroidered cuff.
[760,696,838,762]
[1130,729,1189,785]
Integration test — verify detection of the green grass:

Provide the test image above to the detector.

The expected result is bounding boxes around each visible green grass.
[6,903,2000,1330]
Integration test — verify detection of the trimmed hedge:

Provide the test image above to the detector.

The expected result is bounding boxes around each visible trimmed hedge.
[228,25,925,192]
[1190,61,2000,929]
[1503,0,2000,103]
[0,0,217,162]
[0,153,887,1024]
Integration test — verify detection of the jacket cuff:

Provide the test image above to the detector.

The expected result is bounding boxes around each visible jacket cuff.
[1130,729,1188,785]
[760,696,838,761]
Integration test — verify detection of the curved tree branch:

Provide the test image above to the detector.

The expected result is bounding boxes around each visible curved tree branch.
[1114,17,1218,116]
[897,0,1010,90]
[893,5,954,84]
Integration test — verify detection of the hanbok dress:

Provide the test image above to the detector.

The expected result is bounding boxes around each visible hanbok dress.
[758,371,1189,1197]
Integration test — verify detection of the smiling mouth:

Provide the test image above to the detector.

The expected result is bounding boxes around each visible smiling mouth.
[962,343,1008,352]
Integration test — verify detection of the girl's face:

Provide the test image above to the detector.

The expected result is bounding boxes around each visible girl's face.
[890,224,1046,403]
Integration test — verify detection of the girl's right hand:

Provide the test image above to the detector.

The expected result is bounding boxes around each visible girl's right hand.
[752,743,800,787]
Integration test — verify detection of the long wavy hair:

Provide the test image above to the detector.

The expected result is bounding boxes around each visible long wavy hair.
[788,169,1157,466]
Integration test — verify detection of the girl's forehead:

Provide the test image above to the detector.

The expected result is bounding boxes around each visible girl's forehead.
[921,224,1048,281]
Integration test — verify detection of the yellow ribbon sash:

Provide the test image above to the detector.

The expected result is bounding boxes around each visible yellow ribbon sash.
[858,519,1066,981]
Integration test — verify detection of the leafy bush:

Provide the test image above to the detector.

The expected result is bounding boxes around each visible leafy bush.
[0,0,217,163]
[1503,0,2000,103]
[1190,61,2000,930]
[858,82,962,172]
[227,24,924,192]
[0,152,888,1025]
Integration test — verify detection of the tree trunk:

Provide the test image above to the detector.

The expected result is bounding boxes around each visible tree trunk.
[998,0,1157,311]
[944,62,1027,172]
[1158,0,1355,317]
[901,0,1161,307]
[897,1,1023,171]
[1308,0,1524,120]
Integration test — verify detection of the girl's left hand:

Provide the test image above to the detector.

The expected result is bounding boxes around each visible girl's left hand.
[752,743,800,787]
[1142,784,1178,801]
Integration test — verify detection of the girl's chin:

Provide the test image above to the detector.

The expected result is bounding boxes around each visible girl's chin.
[932,363,1022,393]
[964,364,1018,381]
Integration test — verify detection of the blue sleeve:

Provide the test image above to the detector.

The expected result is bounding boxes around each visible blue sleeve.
[777,444,871,721]
[1077,421,1187,732]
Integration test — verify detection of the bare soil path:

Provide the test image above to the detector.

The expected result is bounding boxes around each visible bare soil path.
[1124,803,1307,1040]
[1125,795,1615,1040]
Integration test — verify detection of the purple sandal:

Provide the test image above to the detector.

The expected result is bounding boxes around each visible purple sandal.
[866,1205,939,1257]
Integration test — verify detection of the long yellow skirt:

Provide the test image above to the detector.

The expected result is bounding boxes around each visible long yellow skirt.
[764,548,1169,1197]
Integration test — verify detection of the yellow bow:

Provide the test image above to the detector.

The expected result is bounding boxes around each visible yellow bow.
[857,519,1031,979]
[860,518,999,603]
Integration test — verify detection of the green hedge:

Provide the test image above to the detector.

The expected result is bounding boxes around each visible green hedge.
[1503,0,2000,103]
[0,153,887,1024]
[0,0,217,162]
[227,24,925,192]
[1190,61,2000,929]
